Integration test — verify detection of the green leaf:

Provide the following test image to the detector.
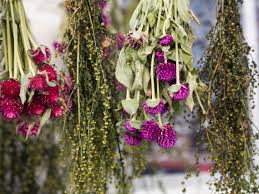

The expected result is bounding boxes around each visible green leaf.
[147,12,156,27]
[130,120,142,129]
[162,83,172,108]
[129,0,143,29]
[143,67,150,95]
[161,46,171,53]
[172,102,180,112]
[121,99,139,116]
[176,0,191,23]
[168,84,182,93]
[145,45,156,55]
[40,108,51,128]
[115,48,134,89]
[27,91,35,103]
[185,95,194,112]
[47,81,57,87]
[132,60,144,90]
[145,98,161,108]
[19,73,31,104]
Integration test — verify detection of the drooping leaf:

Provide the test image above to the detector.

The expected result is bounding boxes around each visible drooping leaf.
[132,60,144,90]
[121,99,139,116]
[143,67,150,95]
[145,98,161,108]
[115,48,134,89]
[130,120,142,129]
[40,108,51,128]
[185,94,194,112]
[19,73,31,104]
[176,0,191,23]
[168,84,182,93]
[129,0,143,29]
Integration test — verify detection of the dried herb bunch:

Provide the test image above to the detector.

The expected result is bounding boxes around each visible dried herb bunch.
[200,0,259,193]
[63,0,132,193]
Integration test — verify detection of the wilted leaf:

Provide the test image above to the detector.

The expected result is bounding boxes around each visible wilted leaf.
[145,98,161,108]
[19,73,31,104]
[40,108,51,128]
[176,0,191,22]
[168,84,182,93]
[130,120,142,129]
[121,99,139,116]
[185,95,194,112]
[132,60,144,90]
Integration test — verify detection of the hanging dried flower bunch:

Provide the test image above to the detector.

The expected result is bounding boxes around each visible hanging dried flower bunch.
[0,0,72,137]
[115,0,206,149]
[199,0,259,193]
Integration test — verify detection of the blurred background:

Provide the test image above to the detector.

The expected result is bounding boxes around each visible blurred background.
[21,0,259,193]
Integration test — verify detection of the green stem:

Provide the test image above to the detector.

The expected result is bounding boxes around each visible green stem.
[195,90,206,114]
[10,0,18,79]
[126,89,130,99]
[2,21,9,74]
[139,0,152,31]
[174,0,180,84]
[76,36,81,126]
[155,0,163,36]
[150,52,156,100]
[6,9,13,78]
[158,113,163,127]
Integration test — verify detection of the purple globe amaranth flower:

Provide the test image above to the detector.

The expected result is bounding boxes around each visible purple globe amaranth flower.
[155,50,165,63]
[124,131,142,146]
[124,120,137,132]
[116,33,126,49]
[127,31,147,49]
[17,121,40,137]
[170,83,190,101]
[0,79,21,97]
[141,120,160,141]
[159,35,174,46]
[156,61,176,82]
[157,124,177,149]
[0,97,23,120]
[143,99,166,115]
[102,13,110,28]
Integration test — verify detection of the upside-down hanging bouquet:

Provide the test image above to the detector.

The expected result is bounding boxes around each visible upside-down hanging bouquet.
[0,0,72,138]
[116,0,206,149]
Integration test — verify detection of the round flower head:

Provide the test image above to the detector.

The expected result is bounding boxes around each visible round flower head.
[53,41,66,54]
[124,120,138,132]
[143,99,166,115]
[0,79,20,97]
[31,47,51,65]
[0,97,23,120]
[127,31,147,49]
[29,74,47,91]
[51,105,64,118]
[102,13,110,27]
[155,50,165,63]
[141,120,160,141]
[17,121,40,137]
[156,61,176,81]
[170,83,190,101]
[157,124,177,149]
[124,131,142,146]
[41,86,61,106]
[26,98,45,116]
[39,65,58,81]
[159,35,174,46]
[30,121,40,136]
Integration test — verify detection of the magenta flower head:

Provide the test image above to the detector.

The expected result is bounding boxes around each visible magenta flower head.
[127,31,147,49]
[17,121,40,137]
[157,124,177,149]
[0,79,21,97]
[26,98,45,116]
[41,86,61,107]
[124,131,142,146]
[155,50,165,63]
[30,121,40,136]
[31,47,51,65]
[143,99,166,115]
[102,13,110,27]
[170,83,190,101]
[141,120,160,141]
[29,74,47,91]
[51,105,64,118]
[124,120,137,132]
[116,33,126,49]
[53,41,66,54]
[159,35,174,46]
[156,61,176,82]
[0,97,23,120]
[39,65,58,81]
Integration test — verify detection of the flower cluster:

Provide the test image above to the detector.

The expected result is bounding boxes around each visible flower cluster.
[0,46,73,138]
[123,119,177,149]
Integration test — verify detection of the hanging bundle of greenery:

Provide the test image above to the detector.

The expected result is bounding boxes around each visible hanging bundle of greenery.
[199,0,259,193]
[115,0,206,149]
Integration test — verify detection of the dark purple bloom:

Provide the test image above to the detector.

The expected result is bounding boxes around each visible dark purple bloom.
[17,121,40,137]
[102,13,110,27]
[103,47,111,59]
[157,124,177,149]
[0,79,21,97]
[159,35,174,46]
[31,47,51,65]
[143,99,166,115]
[155,50,165,63]
[0,97,23,120]
[124,120,137,132]
[53,41,66,53]
[124,131,142,146]
[170,83,190,101]
[141,120,160,141]
[156,61,176,81]
[116,33,126,49]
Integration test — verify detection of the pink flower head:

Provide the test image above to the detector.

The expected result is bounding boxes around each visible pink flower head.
[29,74,47,91]
[116,33,126,49]
[51,105,64,118]
[156,61,176,82]
[124,120,138,132]
[0,97,23,120]
[143,99,166,115]
[159,35,174,46]
[102,13,110,27]
[53,41,66,53]
[141,120,160,141]
[157,124,177,149]
[41,86,61,107]
[124,131,142,146]
[17,121,40,137]
[170,83,190,101]
[30,121,40,136]
[127,31,147,49]
[39,65,58,81]
[103,47,111,59]
[64,73,74,95]
[26,98,45,116]
[0,79,20,97]
[155,50,165,63]
[31,47,51,65]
